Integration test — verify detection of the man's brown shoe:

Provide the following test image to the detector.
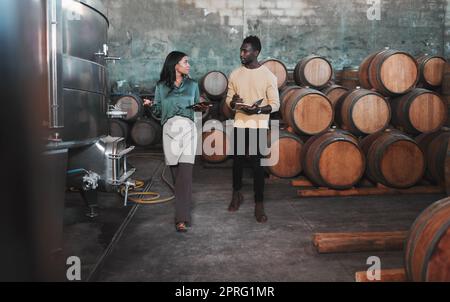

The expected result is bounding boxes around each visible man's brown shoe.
[255,202,268,223]
[228,191,243,212]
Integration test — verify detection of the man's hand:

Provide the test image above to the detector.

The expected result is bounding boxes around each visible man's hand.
[143,98,154,107]
[230,94,243,109]
[240,104,259,115]
[240,104,272,115]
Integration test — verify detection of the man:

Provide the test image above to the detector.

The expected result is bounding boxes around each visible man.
[225,36,280,223]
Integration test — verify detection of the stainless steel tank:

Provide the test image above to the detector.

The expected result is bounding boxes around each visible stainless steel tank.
[3,0,136,196]
[45,0,135,194]
[1,0,69,281]
[1,0,135,281]
[48,0,112,147]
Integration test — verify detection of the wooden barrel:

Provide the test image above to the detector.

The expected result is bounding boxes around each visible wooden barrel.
[391,88,447,134]
[446,139,450,195]
[282,87,334,136]
[416,130,450,185]
[115,94,143,122]
[405,197,450,282]
[334,69,343,84]
[201,120,231,163]
[446,99,450,128]
[417,54,447,88]
[286,69,295,86]
[441,63,450,126]
[359,49,419,96]
[301,129,365,189]
[279,85,302,119]
[219,98,235,120]
[108,119,130,140]
[359,51,380,89]
[266,130,304,178]
[130,118,162,147]
[360,129,425,188]
[261,59,288,89]
[321,84,349,108]
[340,66,360,89]
[294,55,333,89]
[199,71,228,100]
[141,93,161,122]
[335,88,391,136]
[441,62,450,95]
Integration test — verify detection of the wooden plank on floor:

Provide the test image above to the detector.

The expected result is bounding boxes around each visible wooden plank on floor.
[313,231,408,253]
[291,177,314,187]
[298,186,444,197]
[355,268,407,282]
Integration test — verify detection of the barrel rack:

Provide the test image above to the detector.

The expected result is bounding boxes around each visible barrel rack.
[290,176,445,197]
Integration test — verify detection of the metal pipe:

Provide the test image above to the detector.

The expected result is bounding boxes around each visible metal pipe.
[47,0,63,129]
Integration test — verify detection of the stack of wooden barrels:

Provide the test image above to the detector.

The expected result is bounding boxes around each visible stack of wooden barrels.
[109,72,229,150]
[266,49,448,191]
[266,55,366,188]
[192,50,449,190]
[197,71,232,164]
[108,93,162,148]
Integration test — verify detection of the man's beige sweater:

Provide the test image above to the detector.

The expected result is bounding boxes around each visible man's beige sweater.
[225,65,280,129]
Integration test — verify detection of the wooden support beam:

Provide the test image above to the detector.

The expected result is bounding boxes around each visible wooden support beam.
[355,268,407,282]
[313,231,408,254]
[291,177,379,188]
[291,177,314,187]
[298,186,444,197]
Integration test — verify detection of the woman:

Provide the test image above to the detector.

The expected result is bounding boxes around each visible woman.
[144,51,209,232]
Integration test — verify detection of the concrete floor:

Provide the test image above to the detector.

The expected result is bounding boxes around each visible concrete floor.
[63,149,446,282]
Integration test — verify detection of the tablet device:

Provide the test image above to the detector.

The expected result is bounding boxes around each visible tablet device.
[185,101,214,109]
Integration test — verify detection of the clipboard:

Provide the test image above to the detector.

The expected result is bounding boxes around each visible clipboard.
[185,101,214,109]
[234,98,264,110]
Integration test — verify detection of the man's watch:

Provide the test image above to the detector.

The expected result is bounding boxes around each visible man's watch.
[257,108,262,115]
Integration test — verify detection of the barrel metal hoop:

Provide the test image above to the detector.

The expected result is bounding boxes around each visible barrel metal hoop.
[421,217,450,281]
[406,198,450,280]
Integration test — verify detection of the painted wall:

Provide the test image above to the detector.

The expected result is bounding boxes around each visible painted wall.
[101,0,446,92]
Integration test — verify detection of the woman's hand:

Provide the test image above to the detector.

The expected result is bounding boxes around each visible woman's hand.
[193,103,210,112]
[143,98,154,107]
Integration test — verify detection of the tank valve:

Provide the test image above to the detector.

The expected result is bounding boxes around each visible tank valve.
[82,171,101,191]
[48,132,62,143]
[123,179,137,207]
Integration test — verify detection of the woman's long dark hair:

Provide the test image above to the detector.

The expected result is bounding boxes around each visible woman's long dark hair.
[159,51,188,88]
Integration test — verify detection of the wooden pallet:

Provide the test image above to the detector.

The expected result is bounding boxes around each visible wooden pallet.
[291,176,314,187]
[266,174,294,184]
[291,177,445,197]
